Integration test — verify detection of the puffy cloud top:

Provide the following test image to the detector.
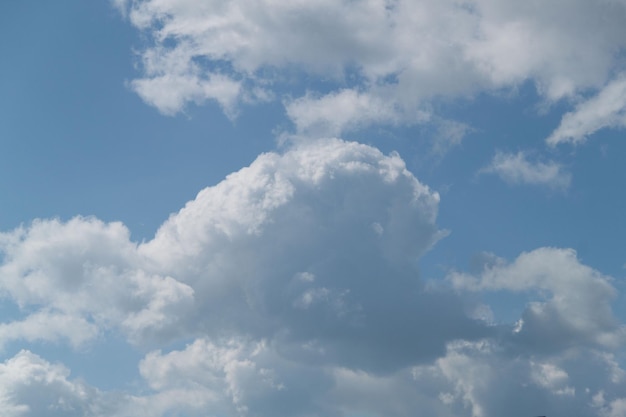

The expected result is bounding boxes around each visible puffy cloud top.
[0,139,458,363]
[0,139,625,416]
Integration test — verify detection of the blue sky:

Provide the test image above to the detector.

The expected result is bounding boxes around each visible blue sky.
[1,1,626,416]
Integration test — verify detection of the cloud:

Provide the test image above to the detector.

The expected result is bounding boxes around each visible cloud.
[137,138,487,372]
[1,138,626,415]
[0,350,116,417]
[118,0,626,140]
[130,73,242,117]
[411,340,626,417]
[0,138,489,416]
[429,120,473,157]
[136,338,324,416]
[284,89,427,137]
[0,139,479,366]
[449,247,626,350]
[0,217,195,347]
[547,73,626,146]
[480,151,571,189]
[0,311,98,350]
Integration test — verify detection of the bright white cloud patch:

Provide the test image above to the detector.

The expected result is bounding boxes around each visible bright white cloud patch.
[481,151,571,189]
[0,217,195,346]
[547,73,626,146]
[119,0,626,141]
[136,138,482,372]
[0,350,115,417]
[131,72,242,117]
[285,89,422,137]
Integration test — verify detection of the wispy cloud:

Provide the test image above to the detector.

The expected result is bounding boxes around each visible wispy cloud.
[481,151,571,189]
[547,74,626,146]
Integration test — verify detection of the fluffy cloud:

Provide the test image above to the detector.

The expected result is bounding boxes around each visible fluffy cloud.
[0,138,472,362]
[0,138,482,415]
[131,72,242,117]
[284,89,424,137]
[132,332,626,417]
[480,151,571,189]
[118,0,626,140]
[411,340,626,417]
[1,138,625,416]
[137,138,488,372]
[0,217,195,346]
[449,248,626,350]
[0,350,116,417]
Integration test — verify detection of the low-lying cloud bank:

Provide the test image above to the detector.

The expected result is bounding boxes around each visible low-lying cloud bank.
[0,138,624,416]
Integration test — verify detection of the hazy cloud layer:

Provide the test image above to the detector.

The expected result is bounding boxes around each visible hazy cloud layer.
[118,0,626,141]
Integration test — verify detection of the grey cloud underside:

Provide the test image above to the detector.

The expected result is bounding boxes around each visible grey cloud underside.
[121,0,626,142]
[0,138,625,416]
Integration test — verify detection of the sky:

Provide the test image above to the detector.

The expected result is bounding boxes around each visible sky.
[0,0,626,416]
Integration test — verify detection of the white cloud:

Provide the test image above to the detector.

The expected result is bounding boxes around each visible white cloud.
[411,340,626,417]
[530,361,575,396]
[118,0,626,140]
[601,398,626,417]
[0,139,476,370]
[449,247,626,349]
[131,332,626,417]
[481,151,571,189]
[547,73,626,146]
[0,217,195,346]
[0,138,498,415]
[0,311,98,350]
[0,350,115,417]
[136,138,485,372]
[284,89,428,136]
[131,73,242,117]
[137,338,300,416]
[1,138,626,415]
[3,336,625,417]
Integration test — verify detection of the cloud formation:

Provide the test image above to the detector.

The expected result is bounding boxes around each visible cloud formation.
[449,248,626,350]
[0,350,114,417]
[119,0,626,141]
[481,151,571,189]
[547,73,626,146]
[1,138,625,416]
[2,139,453,352]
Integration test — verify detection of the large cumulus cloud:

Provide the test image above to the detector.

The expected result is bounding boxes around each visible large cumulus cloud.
[1,138,625,416]
[0,139,477,414]
[2,139,448,348]
[137,138,485,371]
